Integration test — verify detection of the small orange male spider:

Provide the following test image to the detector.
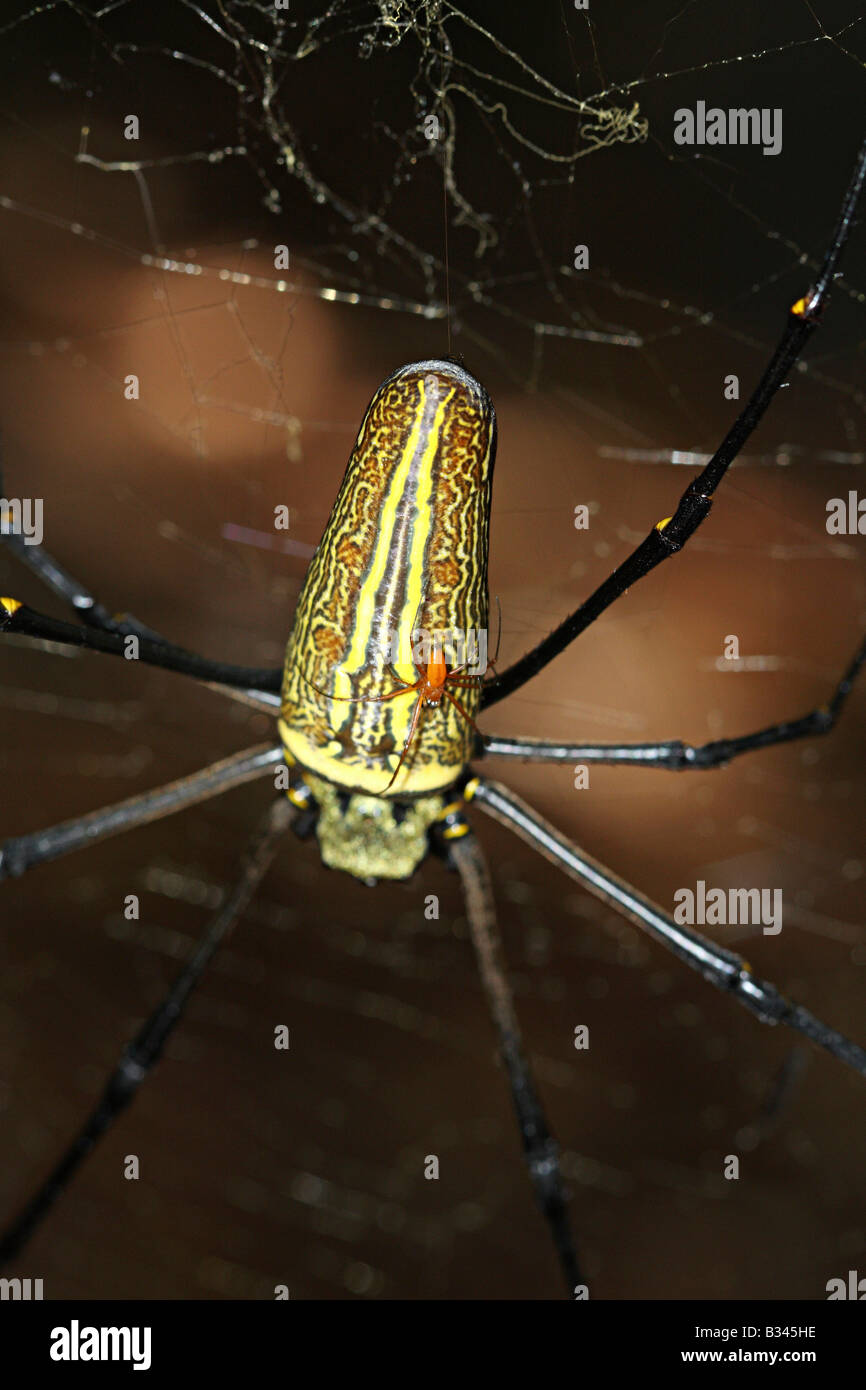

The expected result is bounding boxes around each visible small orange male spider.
[307,634,497,792]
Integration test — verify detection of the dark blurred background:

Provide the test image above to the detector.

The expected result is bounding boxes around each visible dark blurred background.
[1,0,865,1300]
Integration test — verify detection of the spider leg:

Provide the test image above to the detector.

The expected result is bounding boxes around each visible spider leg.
[0,796,294,1266]
[442,686,479,730]
[0,743,283,879]
[447,662,498,690]
[1,599,281,697]
[439,601,501,682]
[450,825,581,1296]
[481,132,866,711]
[491,594,503,665]
[382,690,426,791]
[0,492,281,704]
[478,631,866,767]
[0,481,156,637]
[301,668,416,704]
[470,777,866,1078]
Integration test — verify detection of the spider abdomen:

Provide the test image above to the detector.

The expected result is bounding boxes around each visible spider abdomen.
[280,358,496,798]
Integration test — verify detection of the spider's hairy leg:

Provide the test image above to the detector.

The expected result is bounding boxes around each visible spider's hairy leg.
[450,824,581,1296]
[0,744,283,879]
[0,598,282,699]
[478,631,866,769]
[470,779,866,1079]
[0,797,295,1267]
[0,493,282,701]
[481,131,866,711]
[0,485,163,637]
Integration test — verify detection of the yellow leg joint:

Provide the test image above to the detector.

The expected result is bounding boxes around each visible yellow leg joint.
[287,783,312,810]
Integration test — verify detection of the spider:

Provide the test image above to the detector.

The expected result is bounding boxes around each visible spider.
[302,599,501,792]
[1,132,866,1300]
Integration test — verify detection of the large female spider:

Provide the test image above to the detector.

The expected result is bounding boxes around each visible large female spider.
[2,133,866,1299]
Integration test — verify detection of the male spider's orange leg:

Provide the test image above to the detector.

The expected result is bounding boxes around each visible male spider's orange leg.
[446,672,486,688]
[445,639,500,690]
[442,686,480,731]
[379,673,484,794]
[302,670,418,705]
[382,690,427,792]
[491,595,503,665]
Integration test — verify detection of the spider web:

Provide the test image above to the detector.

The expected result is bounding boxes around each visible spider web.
[1,0,866,1300]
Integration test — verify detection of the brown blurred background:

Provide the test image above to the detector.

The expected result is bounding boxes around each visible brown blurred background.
[1,0,865,1299]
